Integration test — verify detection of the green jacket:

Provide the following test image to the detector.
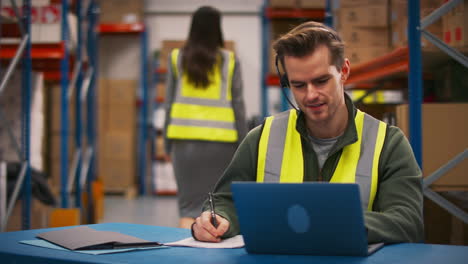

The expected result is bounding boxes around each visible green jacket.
[203,95,424,243]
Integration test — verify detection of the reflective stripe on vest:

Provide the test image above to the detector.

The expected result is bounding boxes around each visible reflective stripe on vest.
[256,109,387,211]
[166,48,238,142]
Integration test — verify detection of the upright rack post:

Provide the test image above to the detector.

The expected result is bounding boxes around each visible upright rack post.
[261,1,269,117]
[74,0,84,210]
[59,0,70,208]
[21,0,32,230]
[85,0,99,223]
[408,0,423,167]
[138,26,149,195]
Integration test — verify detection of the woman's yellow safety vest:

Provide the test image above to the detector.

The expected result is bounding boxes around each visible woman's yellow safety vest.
[166,48,238,142]
[256,109,387,211]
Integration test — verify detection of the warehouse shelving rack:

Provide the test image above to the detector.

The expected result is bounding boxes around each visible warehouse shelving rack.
[72,0,99,223]
[0,0,32,231]
[97,22,149,196]
[344,0,468,224]
[415,0,468,225]
[0,0,100,230]
[46,0,99,225]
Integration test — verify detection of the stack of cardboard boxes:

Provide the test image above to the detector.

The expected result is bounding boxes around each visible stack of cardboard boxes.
[98,0,143,24]
[97,79,137,194]
[391,0,444,50]
[396,103,468,245]
[442,0,468,50]
[96,0,143,195]
[337,0,391,65]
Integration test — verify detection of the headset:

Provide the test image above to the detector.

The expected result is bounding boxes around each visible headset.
[275,54,299,111]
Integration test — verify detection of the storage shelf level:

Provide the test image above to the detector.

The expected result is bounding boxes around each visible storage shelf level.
[265,7,325,19]
[0,42,65,59]
[98,23,145,34]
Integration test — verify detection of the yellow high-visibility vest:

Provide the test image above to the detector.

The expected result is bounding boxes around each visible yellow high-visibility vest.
[256,109,387,211]
[166,48,238,142]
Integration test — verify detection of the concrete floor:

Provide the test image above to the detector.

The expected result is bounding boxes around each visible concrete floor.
[100,195,180,228]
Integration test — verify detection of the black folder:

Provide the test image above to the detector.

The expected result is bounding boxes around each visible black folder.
[37,226,162,250]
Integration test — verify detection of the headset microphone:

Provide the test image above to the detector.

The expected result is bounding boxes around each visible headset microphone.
[275,55,299,111]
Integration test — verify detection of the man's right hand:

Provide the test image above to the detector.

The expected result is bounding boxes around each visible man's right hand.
[192,211,230,242]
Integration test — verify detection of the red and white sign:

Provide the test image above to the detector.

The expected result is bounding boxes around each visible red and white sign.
[40,5,61,24]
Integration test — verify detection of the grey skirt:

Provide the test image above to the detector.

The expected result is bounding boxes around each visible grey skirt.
[170,140,238,218]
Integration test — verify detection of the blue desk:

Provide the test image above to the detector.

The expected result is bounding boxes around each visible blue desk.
[0,223,467,264]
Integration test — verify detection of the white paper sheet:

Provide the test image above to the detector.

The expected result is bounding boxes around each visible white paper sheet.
[164,235,244,249]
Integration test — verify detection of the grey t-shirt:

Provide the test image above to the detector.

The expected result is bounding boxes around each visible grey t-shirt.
[308,135,339,170]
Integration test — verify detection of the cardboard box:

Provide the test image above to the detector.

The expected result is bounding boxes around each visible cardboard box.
[341,27,390,47]
[155,135,166,157]
[298,0,326,8]
[98,0,143,23]
[339,0,387,7]
[98,78,107,106]
[97,79,137,132]
[106,103,137,132]
[269,0,297,8]
[99,157,136,190]
[391,4,443,49]
[433,60,468,102]
[453,9,468,47]
[345,46,390,65]
[6,199,52,231]
[100,132,135,160]
[104,79,137,106]
[395,104,468,190]
[339,4,389,27]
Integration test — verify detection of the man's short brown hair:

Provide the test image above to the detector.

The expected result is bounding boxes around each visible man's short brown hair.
[273,21,345,71]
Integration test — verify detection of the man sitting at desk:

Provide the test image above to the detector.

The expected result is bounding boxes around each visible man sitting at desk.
[191,21,424,244]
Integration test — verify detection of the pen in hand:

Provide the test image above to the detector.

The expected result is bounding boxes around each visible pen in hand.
[208,192,218,228]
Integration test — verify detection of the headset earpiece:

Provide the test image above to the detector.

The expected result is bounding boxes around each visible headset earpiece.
[275,55,289,89]
[280,74,289,89]
[274,54,299,111]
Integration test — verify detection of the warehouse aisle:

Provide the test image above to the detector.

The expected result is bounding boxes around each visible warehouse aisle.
[100,195,179,228]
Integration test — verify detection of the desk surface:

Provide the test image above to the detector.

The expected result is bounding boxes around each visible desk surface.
[1,223,467,264]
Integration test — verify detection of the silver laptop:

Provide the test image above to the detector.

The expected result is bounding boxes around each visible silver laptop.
[231,182,384,256]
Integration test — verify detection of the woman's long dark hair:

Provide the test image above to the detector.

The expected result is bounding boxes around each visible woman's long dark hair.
[182,6,224,88]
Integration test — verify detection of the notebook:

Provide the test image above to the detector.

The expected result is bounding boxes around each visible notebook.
[231,182,384,256]
[36,226,162,250]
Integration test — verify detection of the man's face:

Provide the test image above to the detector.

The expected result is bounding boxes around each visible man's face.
[284,45,350,127]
